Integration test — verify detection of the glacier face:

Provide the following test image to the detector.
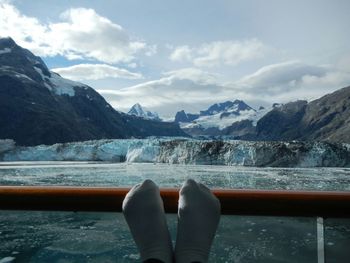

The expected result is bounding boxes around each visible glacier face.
[1,138,350,167]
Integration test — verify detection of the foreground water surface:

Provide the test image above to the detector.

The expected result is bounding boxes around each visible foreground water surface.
[0,162,349,262]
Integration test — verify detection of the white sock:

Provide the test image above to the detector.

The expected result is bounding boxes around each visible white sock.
[122,179,173,263]
[175,179,221,263]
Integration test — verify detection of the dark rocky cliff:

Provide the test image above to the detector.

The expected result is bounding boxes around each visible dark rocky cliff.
[0,38,186,146]
[256,86,350,143]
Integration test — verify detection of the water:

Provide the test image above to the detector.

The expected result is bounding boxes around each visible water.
[1,162,350,191]
[0,162,350,262]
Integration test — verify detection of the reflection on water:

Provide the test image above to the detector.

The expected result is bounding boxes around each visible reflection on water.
[0,211,320,263]
[0,162,349,262]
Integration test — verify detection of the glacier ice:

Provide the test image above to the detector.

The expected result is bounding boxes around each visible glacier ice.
[1,138,349,167]
[0,139,15,155]
[34,66,87,96]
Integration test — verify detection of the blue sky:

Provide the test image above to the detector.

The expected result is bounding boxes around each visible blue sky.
[1,0,350,117]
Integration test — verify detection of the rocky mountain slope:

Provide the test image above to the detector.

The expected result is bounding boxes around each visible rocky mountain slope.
[0,38,186,146]
[128,103,161,121]
[256,86,350,143]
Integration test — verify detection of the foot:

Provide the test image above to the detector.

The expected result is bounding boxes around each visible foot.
[122,179,173,263]
[175,179,221,263]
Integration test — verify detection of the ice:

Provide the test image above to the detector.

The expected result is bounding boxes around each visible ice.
[180,109,257,130]
[48,72,80,96]
[2,138,350,167]
[0,140,15,155]
[0,257,15,263]
[34,67,87,97]
[180,107,272,130]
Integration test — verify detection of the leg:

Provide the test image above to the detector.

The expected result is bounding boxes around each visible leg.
[122,179,173,263]
[175,179,221,263]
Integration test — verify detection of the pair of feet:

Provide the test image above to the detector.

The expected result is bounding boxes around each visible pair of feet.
[122,179,221,263]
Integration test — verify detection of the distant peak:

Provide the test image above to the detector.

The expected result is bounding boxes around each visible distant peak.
[0,37,17,49]
[133,103,142,108]
[129,103,144,112]
[128,103,161,121]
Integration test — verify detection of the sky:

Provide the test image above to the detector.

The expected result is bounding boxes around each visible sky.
[1,0,350,118]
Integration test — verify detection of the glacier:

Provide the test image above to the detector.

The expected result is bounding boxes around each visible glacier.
[1,138,350,167]
[34,66,86,97]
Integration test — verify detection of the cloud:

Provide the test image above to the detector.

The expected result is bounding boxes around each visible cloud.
[97,62,350,117]
[52,64,143,81]
[162,68,219,85]
[169,45,192,62]
[235,61,327,93]
[145,44,157,57]
[0,2,149,63]
[96,68,228,116]
[229,60,350,103]
[170,39,267,67]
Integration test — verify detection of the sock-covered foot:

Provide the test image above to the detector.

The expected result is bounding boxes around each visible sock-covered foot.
[175,179,221,263]
[122,179,173,263]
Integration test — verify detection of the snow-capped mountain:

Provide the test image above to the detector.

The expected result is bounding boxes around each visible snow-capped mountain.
[0,37,186,146]
[175,100,270,137]
[128,103,161,121]
[199,100,253,116]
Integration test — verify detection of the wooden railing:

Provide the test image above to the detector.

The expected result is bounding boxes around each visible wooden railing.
[0,186,350,217]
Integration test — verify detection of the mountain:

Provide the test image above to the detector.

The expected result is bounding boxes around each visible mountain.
[175,100,268,137]
[256,86,350,143]
[0,37,186,146]
[174,110,199,123]
[128,103,161,121]
[199,100,253,116]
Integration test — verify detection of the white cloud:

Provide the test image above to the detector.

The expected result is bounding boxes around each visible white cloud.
[169,45,192,62]
[97,62,350,118]
[162,68,219,85]
[127,63,138,69]
[96,68,228,116]
[229,61,350,103]
[170,39,267,67]
[0,3,149,63]
[145,44,158,57]
[235,61,327,93]
[52,64,143,81]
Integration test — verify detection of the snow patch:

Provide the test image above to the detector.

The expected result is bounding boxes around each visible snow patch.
[14,73,34,82]
[49,72,79,96]
[180,101,271,130]
[128,103,161,121]
[181,109,257,130]
[0,66,34,82]
[0,48,11,55]
[34,67,87,96]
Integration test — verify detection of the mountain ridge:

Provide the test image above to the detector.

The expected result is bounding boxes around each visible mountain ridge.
[128,103,161,121]
[255,86,350,143]
[0,38,186,146]
[175,100,267,137]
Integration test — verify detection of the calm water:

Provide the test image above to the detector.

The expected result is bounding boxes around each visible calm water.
[0,162,350,262]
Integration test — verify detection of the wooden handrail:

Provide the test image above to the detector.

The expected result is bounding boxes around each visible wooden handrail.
[0,186,350,217]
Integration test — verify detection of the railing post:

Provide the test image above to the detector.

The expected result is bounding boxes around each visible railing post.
[317,217,325,263]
